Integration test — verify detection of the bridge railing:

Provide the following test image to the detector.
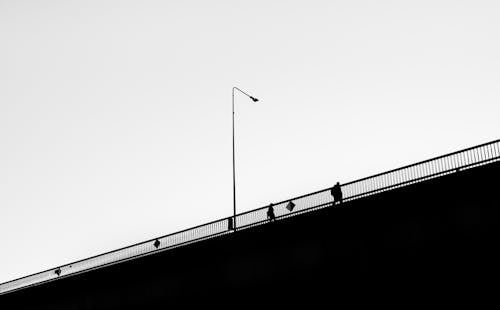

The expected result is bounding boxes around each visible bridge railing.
[1,139,499,295]
[236,139,500,230]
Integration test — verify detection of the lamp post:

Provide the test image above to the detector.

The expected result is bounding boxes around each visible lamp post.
[232,87,258,232]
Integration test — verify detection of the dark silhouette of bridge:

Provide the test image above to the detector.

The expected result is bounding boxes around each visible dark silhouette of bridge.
[1,139,499,308]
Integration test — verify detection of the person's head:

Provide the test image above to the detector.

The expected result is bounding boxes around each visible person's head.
[336,182,340,185]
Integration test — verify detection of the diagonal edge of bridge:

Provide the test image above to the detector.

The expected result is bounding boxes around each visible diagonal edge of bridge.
[1,139,499,295]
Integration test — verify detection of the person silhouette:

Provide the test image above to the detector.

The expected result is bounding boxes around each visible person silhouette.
[331,182,343,205]
[267,204,276,222]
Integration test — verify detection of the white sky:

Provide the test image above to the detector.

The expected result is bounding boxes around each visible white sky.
[1,0,499,283]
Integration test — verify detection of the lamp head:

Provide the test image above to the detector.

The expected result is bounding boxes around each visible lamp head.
[250,96,259,102]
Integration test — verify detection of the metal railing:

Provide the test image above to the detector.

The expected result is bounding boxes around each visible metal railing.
[1,139,499,295]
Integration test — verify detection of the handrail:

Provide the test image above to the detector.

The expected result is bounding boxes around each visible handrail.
[237,139,500,216]
[0,217,229,287]
[1,138,499,295]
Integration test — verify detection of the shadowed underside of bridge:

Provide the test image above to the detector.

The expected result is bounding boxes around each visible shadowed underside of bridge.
[2,161,500,308]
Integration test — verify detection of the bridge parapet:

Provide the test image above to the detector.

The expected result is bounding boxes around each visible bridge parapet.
[1,139,499,295]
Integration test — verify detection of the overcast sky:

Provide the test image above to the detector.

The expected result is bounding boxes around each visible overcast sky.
[1,0,499,284]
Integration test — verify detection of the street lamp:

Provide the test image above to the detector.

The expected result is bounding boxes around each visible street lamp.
[232,87,259,231]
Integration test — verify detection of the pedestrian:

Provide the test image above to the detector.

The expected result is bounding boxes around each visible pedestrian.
[267,204,276,222]
[331,182,343,205]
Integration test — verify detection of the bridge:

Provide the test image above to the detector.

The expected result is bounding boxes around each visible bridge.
[1,139,499,307]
